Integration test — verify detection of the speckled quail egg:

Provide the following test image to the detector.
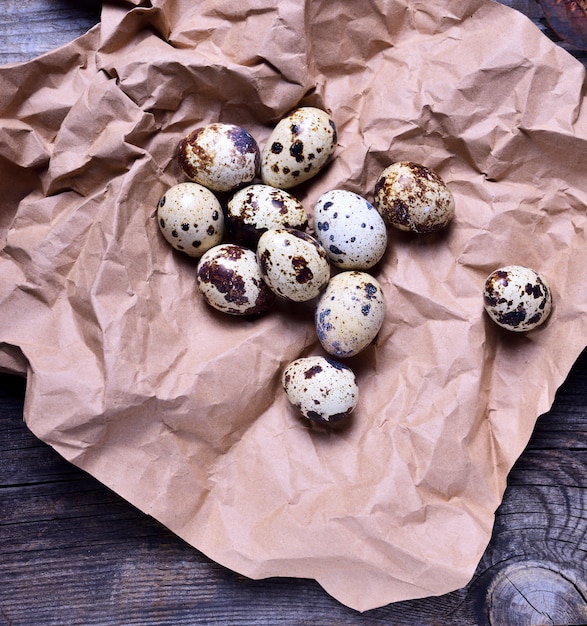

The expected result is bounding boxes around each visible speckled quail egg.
[282,356,359,423]
[315,271,385,358]
[226,184,309,247]
[483,265,552,332]
[196,244,276,315]
[256,228,331,302]
[261,107,337,189]
[157,182,225,257]
[177,123,260,193]
[313,189,388,269]
[373,161,455,233]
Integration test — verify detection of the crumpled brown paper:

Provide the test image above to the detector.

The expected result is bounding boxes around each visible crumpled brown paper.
[1,0,587,612]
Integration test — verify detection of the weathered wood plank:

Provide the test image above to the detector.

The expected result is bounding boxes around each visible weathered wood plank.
[0,0,101,66]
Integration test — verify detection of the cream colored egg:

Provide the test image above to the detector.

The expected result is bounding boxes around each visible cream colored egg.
[157,182,224,257]
[315,271,385,358]
[483,265,552,332]
[196,244,276,315]
[313,189,388,269]
[226,184,308,247]
[177,123,260,192]
[261,107,337,189]
[373,161,455,233]
[282,356,359,423]
[256,228,330,302]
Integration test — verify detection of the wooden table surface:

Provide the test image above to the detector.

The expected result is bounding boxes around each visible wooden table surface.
[1,1,586,624]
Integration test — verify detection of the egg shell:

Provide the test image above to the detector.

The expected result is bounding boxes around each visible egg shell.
[282,356,359,423]
[483,265,552,332]
[226,184,308,248]
[157,182,225,258]
[315,271,385,358]
[196,244,276,315]
[373,161,455,233]
[177,123,260,193]
[313,189,388,269]
[257,228,331,302]
[261,107,337,189]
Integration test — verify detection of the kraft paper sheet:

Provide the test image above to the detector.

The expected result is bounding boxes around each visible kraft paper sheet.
[1,0,586,611]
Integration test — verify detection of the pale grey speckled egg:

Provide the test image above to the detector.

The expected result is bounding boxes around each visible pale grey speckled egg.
[282,355,359,423]
[157,182,224,258]
[226,184,308,248]
[483,265,552,332]
[196,244,276,315]
[261,107,337,189]
[257,228,331,302]
[373,161,455,233]
[177,123,260,193]
[315,271,385,358]
[313,189,388,269]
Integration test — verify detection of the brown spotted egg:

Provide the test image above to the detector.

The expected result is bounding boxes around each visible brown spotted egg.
[282,356,359,423]
[196,244,276,315]
[157,182,224,257]
[313,189,388,269]
[177,123,260,193]
[226,184,308,248]
[483,265,552,332]
[261,107,337,189]
[373,161,455,233]
[256,228,330,302]
[315,271,385,358]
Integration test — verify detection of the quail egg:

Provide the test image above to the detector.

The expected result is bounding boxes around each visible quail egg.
[157,182,225,257]
[177,123,260,193]
[282,355,359,423]
[373,161,455,233]
[313,189,388,269]
[315,271,385,358]
[261,107,337,189]
[226,184,308,247]
[196,244,276,315]
[483,265,552,332]
[257,228,331,302]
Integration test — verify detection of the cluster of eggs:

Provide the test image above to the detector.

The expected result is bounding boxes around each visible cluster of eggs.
[157,106,553,425]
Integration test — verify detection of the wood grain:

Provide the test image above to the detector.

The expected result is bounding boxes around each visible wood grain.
[0,0,101,66]
[1,1,586,624]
